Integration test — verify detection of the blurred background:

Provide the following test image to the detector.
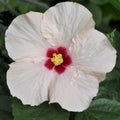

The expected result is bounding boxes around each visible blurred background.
[0,0,120,120]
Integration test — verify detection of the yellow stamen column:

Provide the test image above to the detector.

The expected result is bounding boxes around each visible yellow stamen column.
[51,53,64,66]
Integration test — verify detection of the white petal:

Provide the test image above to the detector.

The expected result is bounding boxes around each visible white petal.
[41,2,95,47]
[7,62,55,106]
[5,12,50,61]
[69,29,116,74]
[49,67,99,112]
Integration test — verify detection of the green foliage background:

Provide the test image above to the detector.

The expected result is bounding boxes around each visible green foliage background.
[0,0,120,120]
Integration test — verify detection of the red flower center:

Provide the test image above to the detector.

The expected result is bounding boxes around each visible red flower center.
[44,46,72,74]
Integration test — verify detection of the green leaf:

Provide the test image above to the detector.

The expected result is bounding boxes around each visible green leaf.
[85,4,102,26]
[90,0,109,5]
[0,95,13,120]
[115,32,120,69]
[0,95,12,112]
[12,98,69,120]
[76,99,120,120]
[109,0,120,11]
[0,111,13,120]
[7,0,37,14]
[0,0,18,16]
[18,0,49,10]
[101,4,120,26]
[0,4,5,12]
[97,77,120,101]
[0,37,4,47]
[107,29,117,48]
[7,0,48,13]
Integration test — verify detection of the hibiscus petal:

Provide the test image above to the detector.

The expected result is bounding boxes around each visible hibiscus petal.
[42,2,95,47]
[7,62,55,106]
[5,12,50,61]
[69,29,116,74]
[49,67,99,112]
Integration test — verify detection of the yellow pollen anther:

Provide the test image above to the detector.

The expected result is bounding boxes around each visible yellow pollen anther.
[51,53,64,66]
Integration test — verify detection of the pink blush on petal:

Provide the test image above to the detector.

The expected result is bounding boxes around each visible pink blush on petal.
[44,59,54,70]
[63,55,72,66]
[46,48,57,58]
[57,46,67,57]
[54,65,66,74]
[45,46,72,74]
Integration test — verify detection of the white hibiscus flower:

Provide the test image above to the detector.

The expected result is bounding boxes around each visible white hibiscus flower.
[5,2,116,112]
